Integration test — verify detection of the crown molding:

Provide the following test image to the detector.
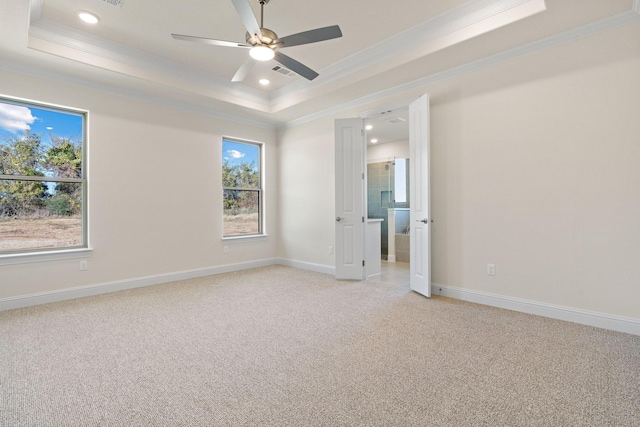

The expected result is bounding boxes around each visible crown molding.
[22,0,640,130]
[0,58,277,130]
[27,0,545,115]
[28,19,272,112]
[282,7,640,129]
[269,0,546,106]
[28,0,43,22]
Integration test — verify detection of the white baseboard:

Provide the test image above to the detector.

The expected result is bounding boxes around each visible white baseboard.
[432,283,640,336]
[3,260,637,336]
[276,258,336,275]
[0,258,278,312]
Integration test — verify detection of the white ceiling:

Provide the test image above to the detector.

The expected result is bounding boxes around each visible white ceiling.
[1,0,638,132]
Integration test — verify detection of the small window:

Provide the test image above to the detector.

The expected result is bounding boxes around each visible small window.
[222,139,262,237]
[0,97,86,254]
[394,158,407,204]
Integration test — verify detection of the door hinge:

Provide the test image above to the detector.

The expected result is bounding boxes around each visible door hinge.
[361,129,365,136]
[362,260,365,267]
[362,216,364,223]
[362,173,365,179]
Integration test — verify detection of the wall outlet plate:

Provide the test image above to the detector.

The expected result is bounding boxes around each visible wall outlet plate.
[487,263,495,275]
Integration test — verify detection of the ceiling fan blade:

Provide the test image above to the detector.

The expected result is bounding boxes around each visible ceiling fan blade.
[274,51,319,81]
[171,33,249,48]
[230,0,262,40]
[232,58,255,82]
[275,25,342,48]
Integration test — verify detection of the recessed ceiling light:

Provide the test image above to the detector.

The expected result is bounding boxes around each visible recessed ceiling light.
[78,11,99,24]
[365,125,373,130]
[370,138,378,144]
[259,78,270,86]
[249,46,275,61]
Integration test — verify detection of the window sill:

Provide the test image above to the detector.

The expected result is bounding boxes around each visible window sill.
[222,234,269,243]
[0,248,93,266]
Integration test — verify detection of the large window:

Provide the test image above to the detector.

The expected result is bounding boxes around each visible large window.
[222,139,262,237]
[0,97,86,254]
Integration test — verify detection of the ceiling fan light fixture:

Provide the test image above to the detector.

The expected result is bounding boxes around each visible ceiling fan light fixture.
[78,11,99,24]
[250,46,275,61]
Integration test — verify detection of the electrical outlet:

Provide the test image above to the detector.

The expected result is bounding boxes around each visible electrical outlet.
[328,245,333,254]
[487,263,495,275]
[80,260,88,271]
[223,246,229,254]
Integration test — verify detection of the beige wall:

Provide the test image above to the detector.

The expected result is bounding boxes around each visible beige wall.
[0,68,278,300]
[278,22,640,319]
[276,117,336,267]
[1,21,638,322]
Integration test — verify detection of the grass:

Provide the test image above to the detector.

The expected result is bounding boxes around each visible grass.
[223,213,259,236]
[0,213,259,251]
[0,216,82,251]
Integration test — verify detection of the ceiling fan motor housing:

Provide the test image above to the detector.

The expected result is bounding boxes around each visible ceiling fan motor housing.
[247,28,278,46]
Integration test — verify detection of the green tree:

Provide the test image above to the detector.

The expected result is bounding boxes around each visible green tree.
[0,131,46,216]
[45,136,82,178]
[223,160,259,214]
[44,136,83,215]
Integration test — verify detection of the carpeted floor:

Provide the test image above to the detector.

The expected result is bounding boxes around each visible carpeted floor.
[1,265,639,426]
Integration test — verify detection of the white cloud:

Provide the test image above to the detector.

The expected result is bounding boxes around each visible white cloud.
[226,149,245,159]
[0,103,36,133]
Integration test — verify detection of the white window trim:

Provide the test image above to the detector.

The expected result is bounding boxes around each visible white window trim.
[0,248,92,266]
[222,234,269,242]
[222,137,265,238]
[0,95,89,258]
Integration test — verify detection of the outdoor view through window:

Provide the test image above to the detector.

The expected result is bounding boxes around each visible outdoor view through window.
[0,98,85,253]
[222,139,261,237]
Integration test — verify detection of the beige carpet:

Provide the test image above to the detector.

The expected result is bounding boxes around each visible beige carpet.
[1,265,639,426]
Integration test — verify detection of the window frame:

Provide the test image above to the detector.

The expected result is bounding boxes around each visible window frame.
[0,95,89,260]
[222,137,264,239]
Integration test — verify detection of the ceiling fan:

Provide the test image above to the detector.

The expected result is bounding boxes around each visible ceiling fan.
[171,0,342,82]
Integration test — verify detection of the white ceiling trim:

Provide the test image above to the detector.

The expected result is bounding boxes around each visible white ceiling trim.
[18,0,640,130]
[28,19,271,112]
[27,0,545,114]
[282,7,640,129]
[28,0,43,22]
[269,0,546,105]
[0,59,278,130]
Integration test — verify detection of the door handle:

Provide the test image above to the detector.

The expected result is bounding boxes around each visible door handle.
[416,218,429,224]
[336,217,344,222]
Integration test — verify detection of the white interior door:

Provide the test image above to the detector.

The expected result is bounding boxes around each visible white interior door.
[409,94,431,297]
[335,119,366,280]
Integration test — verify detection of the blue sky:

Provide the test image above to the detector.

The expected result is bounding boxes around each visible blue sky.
[0,100,83,146]
[222,139,259,167]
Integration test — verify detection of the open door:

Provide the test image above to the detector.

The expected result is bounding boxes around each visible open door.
[335,119,366,280]
[409,94,431,297]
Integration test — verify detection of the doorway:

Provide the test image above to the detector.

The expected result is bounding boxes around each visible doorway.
[335,94,431,297]
[364,109,410,265]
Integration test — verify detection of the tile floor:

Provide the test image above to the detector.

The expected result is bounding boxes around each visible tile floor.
[376,260,410,286]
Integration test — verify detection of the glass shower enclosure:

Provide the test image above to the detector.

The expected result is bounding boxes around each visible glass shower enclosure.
[367,158,410,260]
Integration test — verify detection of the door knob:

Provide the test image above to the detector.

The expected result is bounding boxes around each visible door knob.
[336,217,344,222]
[416,218,429,224]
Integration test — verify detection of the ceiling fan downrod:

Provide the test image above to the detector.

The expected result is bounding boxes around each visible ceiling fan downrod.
[258,0,269,29]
